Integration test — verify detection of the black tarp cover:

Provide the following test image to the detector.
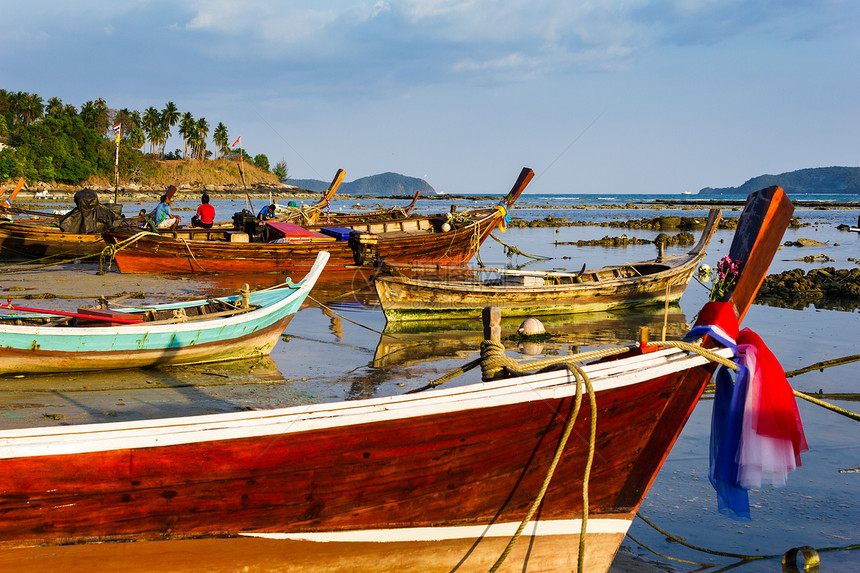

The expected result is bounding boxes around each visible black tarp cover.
[58,189,124,234]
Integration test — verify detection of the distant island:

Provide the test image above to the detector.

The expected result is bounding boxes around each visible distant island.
[289,172,435,196]
[698,166,860,195]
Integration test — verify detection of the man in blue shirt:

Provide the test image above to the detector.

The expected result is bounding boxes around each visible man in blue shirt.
[153,194,181,230]
[257,204,276,221]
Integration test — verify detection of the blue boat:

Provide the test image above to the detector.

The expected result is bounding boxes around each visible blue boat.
[0,252,329,375]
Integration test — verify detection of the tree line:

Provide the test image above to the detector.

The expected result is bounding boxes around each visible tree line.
[0,89,288,184]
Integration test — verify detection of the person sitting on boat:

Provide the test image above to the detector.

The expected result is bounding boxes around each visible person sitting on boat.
[257,204,276,221]
[153,194,181,230]
[137,208,150,229]
[191,193,215,229]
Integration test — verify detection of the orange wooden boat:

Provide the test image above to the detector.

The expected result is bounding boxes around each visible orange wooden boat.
[102,168,535,276]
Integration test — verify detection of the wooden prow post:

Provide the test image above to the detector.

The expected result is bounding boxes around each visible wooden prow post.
[482,306,501,345]
[326,169,346,198]
[723,185,794,323]
[504,167,535,205]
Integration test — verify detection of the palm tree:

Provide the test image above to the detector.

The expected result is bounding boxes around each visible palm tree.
[141,107,160,154]
[80,98,109,134]
[45,97,64,118]
[128,126,146,151]
[93,98,109,135]
[114,108,138,139]
[10,91,42,126]
[149,124,165,159]
[79,100,97,130]
[160,101,179,157]
[212,122,229,159]
[178,112,195,159]
[195,117,209,160]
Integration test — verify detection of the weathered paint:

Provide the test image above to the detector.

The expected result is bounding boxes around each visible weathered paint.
[0,252,328,375]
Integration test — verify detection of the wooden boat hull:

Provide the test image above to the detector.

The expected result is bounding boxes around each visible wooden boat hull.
[106,208,501,275]
[0,345,727,572]
[0,252,328,375]
[0,186,793,572]
[102,167,535,275]
[375,258,701,321]
[0,222,106,260]
[375,210,720,321]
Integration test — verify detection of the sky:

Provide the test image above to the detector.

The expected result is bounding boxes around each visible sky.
[3,1,860,195]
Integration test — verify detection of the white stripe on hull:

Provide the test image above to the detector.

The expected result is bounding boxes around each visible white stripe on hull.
[241,517,633,542]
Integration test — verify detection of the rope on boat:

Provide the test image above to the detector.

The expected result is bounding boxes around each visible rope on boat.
[0,238,106,273]
[178,237,207,272]
[791,390,860,422]
[489,361,597,573]
[488,232,552,261]
[631,512,858,572]
[97,230,161,274]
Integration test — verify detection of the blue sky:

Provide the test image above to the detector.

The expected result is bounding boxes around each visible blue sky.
[4,1,859,194]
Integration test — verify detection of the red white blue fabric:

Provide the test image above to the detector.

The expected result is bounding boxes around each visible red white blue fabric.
[684,302,808,520]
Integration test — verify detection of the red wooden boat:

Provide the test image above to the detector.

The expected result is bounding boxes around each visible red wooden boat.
[0,186,793,572]
[102,168,534,276]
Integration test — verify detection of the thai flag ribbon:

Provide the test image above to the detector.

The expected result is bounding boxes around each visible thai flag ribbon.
[684,302,808,520]
[494,203,511,232]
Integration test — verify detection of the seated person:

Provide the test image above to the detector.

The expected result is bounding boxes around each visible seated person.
[191,193,215,228]
[257,204,276,221]
[152,194,181,230]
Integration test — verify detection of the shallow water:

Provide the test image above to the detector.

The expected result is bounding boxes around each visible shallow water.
[2,194,859,571]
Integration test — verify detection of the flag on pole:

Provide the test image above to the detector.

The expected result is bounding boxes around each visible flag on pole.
[232,135,242,161]
[113,123,122,143]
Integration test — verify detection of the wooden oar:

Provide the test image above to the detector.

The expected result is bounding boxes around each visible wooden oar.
[4,301,144,324]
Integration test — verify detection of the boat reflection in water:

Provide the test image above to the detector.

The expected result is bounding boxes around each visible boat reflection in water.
[373,305,690,369]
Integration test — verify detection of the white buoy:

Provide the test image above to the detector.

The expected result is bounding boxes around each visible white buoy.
[517,317,545,336]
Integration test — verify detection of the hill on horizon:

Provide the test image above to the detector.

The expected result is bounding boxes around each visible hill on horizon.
[698,166,860,195]
[288,172,435,196]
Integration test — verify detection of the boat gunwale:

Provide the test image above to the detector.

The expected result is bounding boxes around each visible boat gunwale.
[0,252,329,337]
[0,345,732,457]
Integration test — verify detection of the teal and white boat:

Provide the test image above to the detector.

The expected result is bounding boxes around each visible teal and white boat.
[0,252,329,375]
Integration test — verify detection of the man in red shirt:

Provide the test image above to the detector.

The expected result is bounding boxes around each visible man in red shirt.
[192,193,216,228]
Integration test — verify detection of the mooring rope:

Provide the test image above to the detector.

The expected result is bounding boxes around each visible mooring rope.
[0,238,105,273]
[488,232,551,261]
[97,230,160,274]
[489,361,597,573]
[632,512,860,572]
[178,237,207,272]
